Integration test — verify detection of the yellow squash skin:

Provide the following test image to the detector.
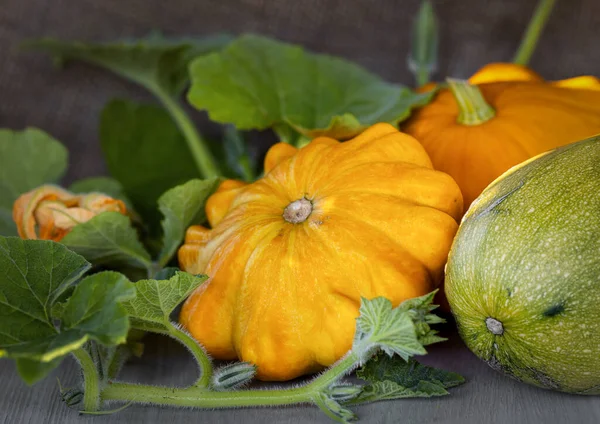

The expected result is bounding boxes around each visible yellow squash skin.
[178,123,463,381]
[403,63,600,209]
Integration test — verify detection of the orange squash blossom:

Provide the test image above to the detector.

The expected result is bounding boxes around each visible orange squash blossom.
[179,123,463,381]
[403,63,600,209]
[13,185,127,241]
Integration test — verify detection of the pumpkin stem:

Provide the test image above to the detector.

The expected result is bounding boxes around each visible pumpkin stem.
[447,78,496,126]
[283,198,312,224]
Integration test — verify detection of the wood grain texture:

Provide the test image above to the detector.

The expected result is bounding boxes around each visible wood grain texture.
[1,327,599,424]
[1,0,600,183]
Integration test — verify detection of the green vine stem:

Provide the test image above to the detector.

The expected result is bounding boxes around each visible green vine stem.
[513,0,558,66]
[101,353,359,409]
[447,78,496,126]
[165,322,213,388]
[150,86,220,179]
[409,0,438,87]
[72,348,101,412]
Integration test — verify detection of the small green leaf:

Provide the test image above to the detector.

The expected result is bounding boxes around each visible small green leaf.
[100,99,201,228]
[60,211,152,271]
[350,353,465,404]
[397,291,447,347]
[24,33,232,96]
[123,271,207,332]
[353,297,427,363]
[0,238,136,384]
[188,34,432,143]
[157,178,221,267]
[0,128,68,235]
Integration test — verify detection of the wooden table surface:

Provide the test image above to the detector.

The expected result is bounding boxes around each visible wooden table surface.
[2,324,599,424]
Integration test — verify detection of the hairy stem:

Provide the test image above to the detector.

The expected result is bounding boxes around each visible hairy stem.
[306,352,360,392]
[513,0,558,65]
[72,348,101,412]
[102,383,308,408]
[166,322,213,388]
[101,352,359,409]
[151,87,220,179]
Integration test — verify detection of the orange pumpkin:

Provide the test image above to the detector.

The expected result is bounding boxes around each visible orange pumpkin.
[403,63,600,209]
[178,123,463,381]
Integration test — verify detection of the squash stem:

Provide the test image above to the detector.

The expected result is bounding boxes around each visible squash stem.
[102,382,309,408]
[100,352,359,409]
[166,321,213,388]
[447,79,495,126]
[513,0,557,66]
[72,347,101,412]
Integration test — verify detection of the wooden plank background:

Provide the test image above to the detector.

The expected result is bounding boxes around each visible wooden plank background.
[2,0,600,422]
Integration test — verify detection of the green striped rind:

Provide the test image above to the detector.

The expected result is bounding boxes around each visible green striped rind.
[446,136,600,394]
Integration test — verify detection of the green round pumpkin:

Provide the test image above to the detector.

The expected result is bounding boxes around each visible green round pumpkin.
[445,135,600,394]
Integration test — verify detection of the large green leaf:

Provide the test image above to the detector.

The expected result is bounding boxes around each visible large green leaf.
[156,178,220,267]
[0,238,90,349]
[24,33,232,96]
[351,354,465,404]
[188,34,433,142]
[0,128,68,236]
[60,211,152,271]
[26,33,229,188]
[0,238,136,384]
[123,271,207,333]
[100,99,202,227]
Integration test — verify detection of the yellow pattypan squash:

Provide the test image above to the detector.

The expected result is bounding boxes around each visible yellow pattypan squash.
[403,63,600,209]
[178,123,463,381]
